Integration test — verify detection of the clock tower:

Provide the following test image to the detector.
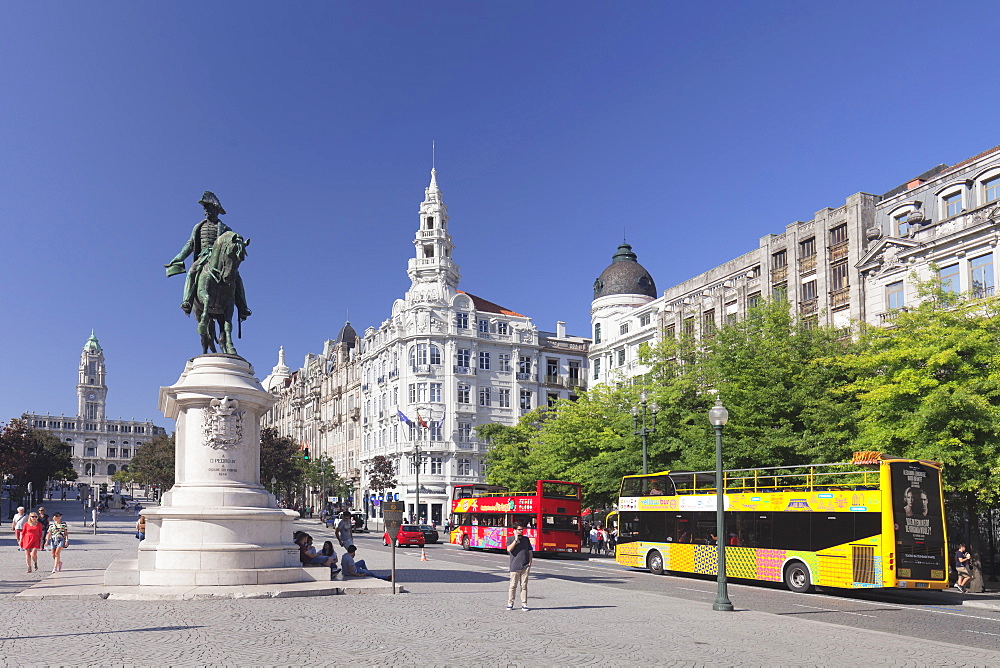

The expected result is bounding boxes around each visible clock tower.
[77,330,107,421]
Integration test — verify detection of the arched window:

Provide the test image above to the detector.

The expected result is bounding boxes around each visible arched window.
[84,463,95,476]
[108,464,117,476]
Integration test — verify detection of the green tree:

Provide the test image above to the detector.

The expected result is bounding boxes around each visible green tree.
[127,433,176,491]
[303,454,350,501]
[480,422,537,492]
[260,427,301,496]
[835,280,1000,591]
[365,454,397,494]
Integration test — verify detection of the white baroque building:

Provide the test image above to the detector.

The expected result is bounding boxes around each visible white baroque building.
[22,332,168,486]
[261,169,589,525]
[591,144,1000,387]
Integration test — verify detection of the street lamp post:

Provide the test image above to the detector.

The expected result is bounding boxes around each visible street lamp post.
[271,476,277,498]
[632,391,659,475]
[709,397,734,612]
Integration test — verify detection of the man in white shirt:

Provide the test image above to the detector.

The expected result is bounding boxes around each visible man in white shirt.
[12,507,27,550]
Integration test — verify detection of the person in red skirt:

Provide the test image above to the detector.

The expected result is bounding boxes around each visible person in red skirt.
[19,512,44,572]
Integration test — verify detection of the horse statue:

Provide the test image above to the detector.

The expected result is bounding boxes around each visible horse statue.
[192,230,251,355]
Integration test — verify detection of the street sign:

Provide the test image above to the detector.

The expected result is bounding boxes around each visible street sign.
[383,500,405,540]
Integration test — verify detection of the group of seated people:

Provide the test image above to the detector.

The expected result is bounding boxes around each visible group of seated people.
[292,531,391,581]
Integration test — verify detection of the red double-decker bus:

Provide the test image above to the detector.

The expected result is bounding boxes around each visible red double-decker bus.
[449,480,582,553]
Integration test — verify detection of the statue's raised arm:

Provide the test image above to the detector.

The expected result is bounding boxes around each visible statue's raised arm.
[165,191,251,356]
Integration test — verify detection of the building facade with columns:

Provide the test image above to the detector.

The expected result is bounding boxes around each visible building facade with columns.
[590,144,1000,388]
[22,332,167,486]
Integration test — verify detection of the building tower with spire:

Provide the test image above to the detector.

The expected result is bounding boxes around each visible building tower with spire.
[259,166,590,525]
[23,332,167,486]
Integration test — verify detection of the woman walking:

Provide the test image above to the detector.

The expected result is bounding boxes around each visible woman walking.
[19,512,44,572]
[46,512,69,572]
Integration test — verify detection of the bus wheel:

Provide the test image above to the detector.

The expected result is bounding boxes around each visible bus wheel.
[647,550,665,576]
[784,561,813,593]
[462,535,471,551]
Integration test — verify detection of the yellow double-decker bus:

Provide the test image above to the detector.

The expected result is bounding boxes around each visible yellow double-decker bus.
[614,452,948,592]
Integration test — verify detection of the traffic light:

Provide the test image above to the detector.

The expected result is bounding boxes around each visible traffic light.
[303,447,310,461]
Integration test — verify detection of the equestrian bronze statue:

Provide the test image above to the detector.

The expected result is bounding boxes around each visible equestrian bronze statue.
[165,192,252,355]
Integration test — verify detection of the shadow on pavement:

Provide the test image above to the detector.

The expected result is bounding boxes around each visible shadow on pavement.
[391,569,507,584]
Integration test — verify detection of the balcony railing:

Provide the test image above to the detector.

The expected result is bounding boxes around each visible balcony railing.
[453,365,473,375]
[798,255,817,274]
[544,374,561,385]
[830,286,850,308]
[772,265,788,283]
[972,285,995,299]
[798,298,818,314]
[516,372,533,381]
[829,241,849,261]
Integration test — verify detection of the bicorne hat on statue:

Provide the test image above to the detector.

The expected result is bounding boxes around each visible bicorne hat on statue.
[198,191,227,215]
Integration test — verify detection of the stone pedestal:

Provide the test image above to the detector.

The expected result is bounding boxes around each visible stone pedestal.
[119,354,305,586]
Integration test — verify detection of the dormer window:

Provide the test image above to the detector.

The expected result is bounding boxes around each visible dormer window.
[944,191,963,218]
[985,175,1000,204]
[895,212,912,237]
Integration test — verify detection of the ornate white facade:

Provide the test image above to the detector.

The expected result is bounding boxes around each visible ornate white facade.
[260,330,363,504]
[22,332,167,485]
[262,169,590,525]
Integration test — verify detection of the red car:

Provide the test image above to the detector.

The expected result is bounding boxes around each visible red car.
[383,525,426,547]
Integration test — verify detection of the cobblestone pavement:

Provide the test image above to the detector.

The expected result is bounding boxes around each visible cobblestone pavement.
[2,499,999,666]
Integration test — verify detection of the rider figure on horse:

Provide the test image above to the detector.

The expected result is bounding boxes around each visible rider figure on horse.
[164,191,251,322]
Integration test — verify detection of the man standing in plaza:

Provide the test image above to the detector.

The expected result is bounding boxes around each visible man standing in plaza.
[11,507,27,550]
[506,524,532,611]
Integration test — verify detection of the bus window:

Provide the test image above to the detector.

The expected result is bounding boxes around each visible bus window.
[618,511,641,543]
[734,512,755,547]
[772,512,810,551]
[543,514,579,531]
[509,513,535,528]
[755,514,772,549]
[541,482,580,499]
[638,511,669,542]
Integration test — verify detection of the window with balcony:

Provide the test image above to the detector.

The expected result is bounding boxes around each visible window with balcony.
[497,321,509,335]
[456,348,470,368]
[568,360,581,383]
[940,263,960,293]
[457,383,470,404]
[478,351,491,370]
[107,448,117,458]
[829,223,848,245]
[772,249,787,268]
[518,356,531,374]
[971,253,994,298]
[498,388,511,408]
[121,449,130,458]
[478,319,490,333]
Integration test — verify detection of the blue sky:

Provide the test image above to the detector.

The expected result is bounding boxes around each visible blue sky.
[2,1,999,425]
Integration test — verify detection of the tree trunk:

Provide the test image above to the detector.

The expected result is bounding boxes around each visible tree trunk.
[967,493,985,593]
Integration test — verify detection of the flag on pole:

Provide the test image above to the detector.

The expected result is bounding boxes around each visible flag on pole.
[397,410,413,426]
[416,411,428,429]
[435,410,446,429]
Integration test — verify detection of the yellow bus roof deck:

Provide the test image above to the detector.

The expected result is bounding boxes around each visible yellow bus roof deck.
[623,462,884,495]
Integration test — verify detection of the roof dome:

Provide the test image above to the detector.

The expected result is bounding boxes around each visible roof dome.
[335,321,357,348]
[83,330,102,353]
[593,243,657,299]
